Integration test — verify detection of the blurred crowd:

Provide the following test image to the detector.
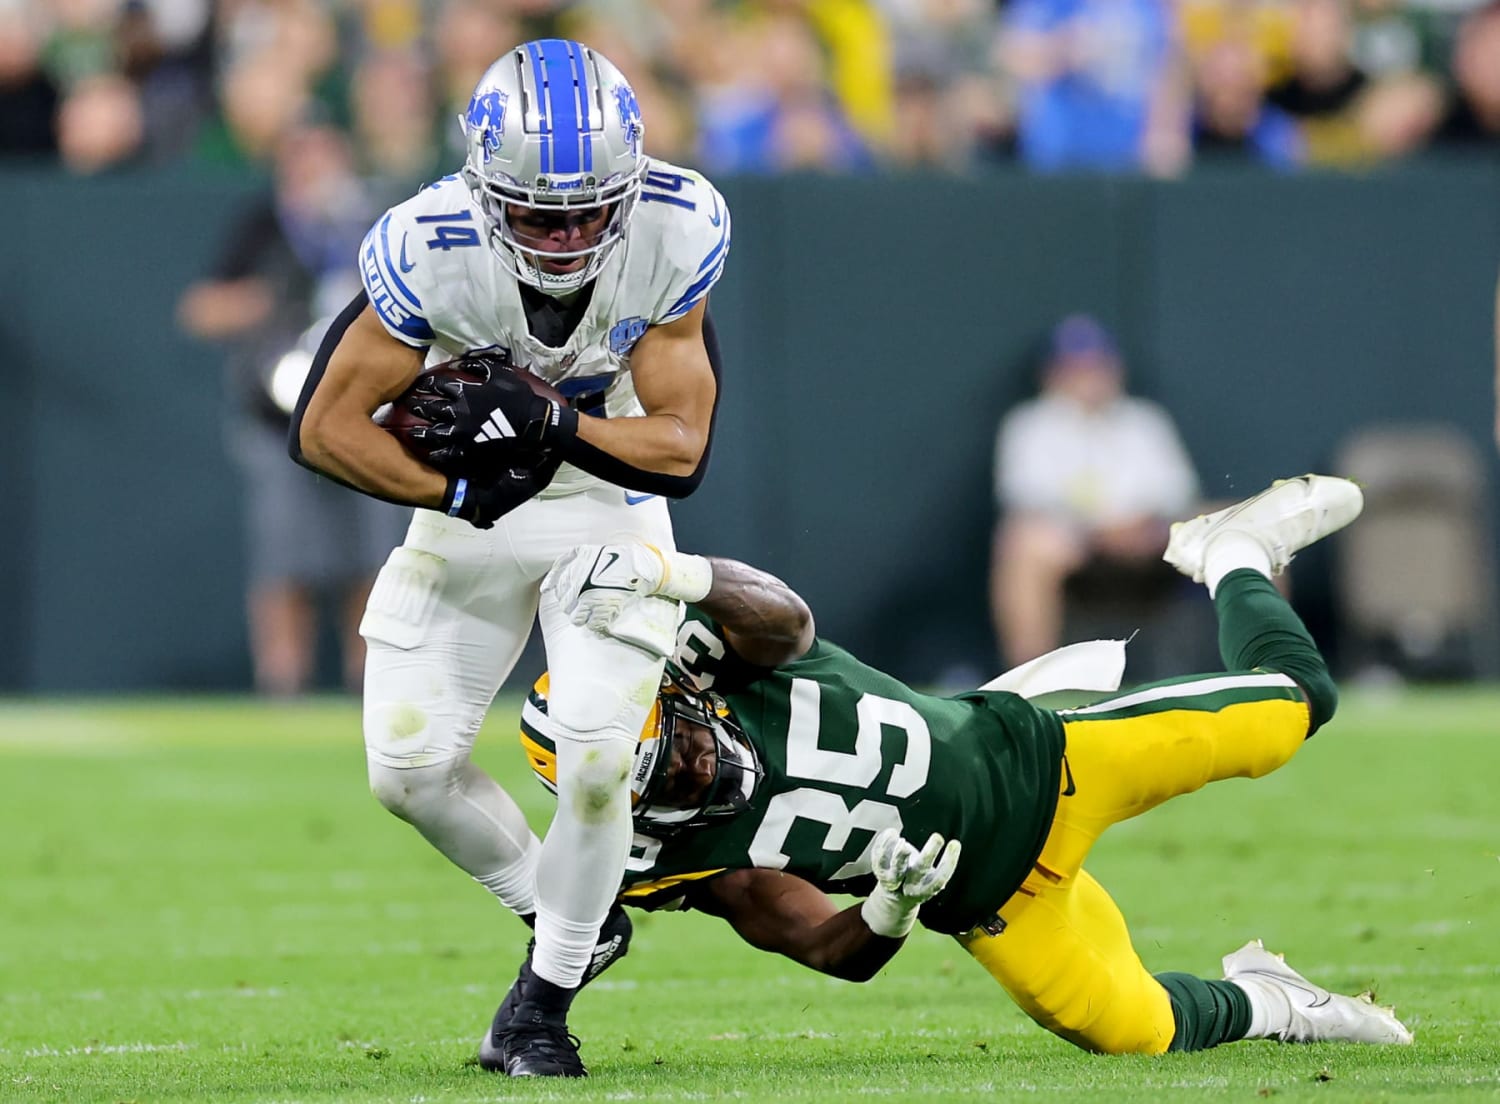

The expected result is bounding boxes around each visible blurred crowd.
[1,0,1498,183]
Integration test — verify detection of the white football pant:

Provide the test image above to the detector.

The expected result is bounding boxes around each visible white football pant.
[360,484,673,988]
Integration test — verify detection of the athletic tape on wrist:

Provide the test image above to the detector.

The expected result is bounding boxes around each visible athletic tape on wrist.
[446,478,468,518]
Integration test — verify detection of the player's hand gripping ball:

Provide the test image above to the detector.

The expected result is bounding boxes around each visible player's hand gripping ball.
[375,352,570,480]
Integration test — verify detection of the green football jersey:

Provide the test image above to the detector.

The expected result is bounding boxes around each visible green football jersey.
[518,611,1067,934]
[610,610,1068,935]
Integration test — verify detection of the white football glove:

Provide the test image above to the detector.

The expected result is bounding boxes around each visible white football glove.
[543,541,713,639]
[859,829,962,939]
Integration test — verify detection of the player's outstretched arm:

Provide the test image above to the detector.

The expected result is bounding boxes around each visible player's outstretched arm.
[696,556,816,668]
[547,546,815,668]
[560,301,719,496]
[293,300,448,509]
[685,869,905,983]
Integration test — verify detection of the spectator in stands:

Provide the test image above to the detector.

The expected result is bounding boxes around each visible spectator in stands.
[1000,0,1187,174]
[177,124,407,697]
[1191,35,1305,166]
[348,48,440,201]
[990,315,1200,668]
[114,0,214,165]
[696,9,872,173]
[0,8,59,157]
[1265,0,1369,163]
[56,72,144,172]
[1433,0,1500,150]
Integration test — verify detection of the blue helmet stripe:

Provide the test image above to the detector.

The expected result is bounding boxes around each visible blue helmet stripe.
[525,41,551,174]
[538,39,582,174]
[566,39,593,173]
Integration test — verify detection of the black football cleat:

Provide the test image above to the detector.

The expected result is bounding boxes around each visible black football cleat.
[478,905,633,1073]
[490,1005,587,1077]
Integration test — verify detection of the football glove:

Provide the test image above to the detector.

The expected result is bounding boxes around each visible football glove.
[543,542,714,634]
[409,356,577,478]
[859,829,962,939]
[442,453,562,530]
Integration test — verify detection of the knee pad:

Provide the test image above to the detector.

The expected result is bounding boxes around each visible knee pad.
[554,737,636,824]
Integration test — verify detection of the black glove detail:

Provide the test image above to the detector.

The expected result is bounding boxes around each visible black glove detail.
[412,360,578,480]
[440,453,563,530]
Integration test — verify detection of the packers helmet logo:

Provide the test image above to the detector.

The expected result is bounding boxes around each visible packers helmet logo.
[465,89,508,163]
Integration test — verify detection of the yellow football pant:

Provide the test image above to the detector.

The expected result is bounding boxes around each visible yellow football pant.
[957,673,1311,1055]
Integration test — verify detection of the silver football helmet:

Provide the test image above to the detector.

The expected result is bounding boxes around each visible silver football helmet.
[460,39,648,295]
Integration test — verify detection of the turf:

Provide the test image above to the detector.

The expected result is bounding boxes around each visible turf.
[1,689,1497,1103]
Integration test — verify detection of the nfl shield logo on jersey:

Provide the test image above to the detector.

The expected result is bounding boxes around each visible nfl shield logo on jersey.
[465,89,508,163]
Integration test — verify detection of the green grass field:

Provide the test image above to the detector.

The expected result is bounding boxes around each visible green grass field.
[2,690,1498,1103]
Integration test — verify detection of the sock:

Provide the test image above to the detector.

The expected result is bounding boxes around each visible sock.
[531,906,608,990]
[1155,973,1254,1051]
[1213,569,1338,733]
[1202,530,1273,597]
[472,834,540,916]
[1227,976,1292,1040]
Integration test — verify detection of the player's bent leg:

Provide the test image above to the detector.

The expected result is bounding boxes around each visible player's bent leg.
[1047,673,1310,875]
[528,596,669,990]
[361,526,544,914]
[956,868,1176,1055]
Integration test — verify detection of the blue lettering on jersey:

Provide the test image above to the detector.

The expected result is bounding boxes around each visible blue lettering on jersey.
[609,317,649,355]
[466,90,508,163]
[415,211,480,251]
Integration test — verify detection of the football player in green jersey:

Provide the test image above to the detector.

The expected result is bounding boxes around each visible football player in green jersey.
[512,475,1413,1062]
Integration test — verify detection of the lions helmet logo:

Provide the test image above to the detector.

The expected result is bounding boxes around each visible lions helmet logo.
[613,83,643,156]
[465,89,508,163]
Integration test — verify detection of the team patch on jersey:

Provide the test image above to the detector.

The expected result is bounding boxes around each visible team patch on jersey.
[608,316,648,355]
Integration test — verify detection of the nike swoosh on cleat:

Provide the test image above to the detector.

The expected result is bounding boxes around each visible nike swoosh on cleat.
[1277,976,1333,1008]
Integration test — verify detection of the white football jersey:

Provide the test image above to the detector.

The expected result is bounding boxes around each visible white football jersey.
[359,158,730,496]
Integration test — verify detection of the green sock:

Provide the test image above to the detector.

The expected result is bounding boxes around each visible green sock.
[1212,569,1338,734]
[1155,973,1253,1051]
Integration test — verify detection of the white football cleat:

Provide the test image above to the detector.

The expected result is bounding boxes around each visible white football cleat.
[1163,475,1364,583]
[1222,939,1413,1045]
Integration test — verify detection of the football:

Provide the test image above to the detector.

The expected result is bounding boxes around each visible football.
[374,357,567,469]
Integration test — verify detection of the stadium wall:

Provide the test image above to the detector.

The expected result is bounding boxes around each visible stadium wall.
[2,163,1497,692]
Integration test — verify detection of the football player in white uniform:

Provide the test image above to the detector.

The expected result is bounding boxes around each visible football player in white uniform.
[291,39,730,1077]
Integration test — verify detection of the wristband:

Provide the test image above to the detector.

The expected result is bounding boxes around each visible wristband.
[860,889,920,939]
[647,547,713,603]
[443,476,468,518]
[550,402,579,446]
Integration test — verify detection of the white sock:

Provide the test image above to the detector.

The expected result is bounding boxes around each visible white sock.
[1232,977,1291,1040]
[530,736,636,989]
[531,906,610,989]
[1202,530,1274,597]
[472,834,539,915]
